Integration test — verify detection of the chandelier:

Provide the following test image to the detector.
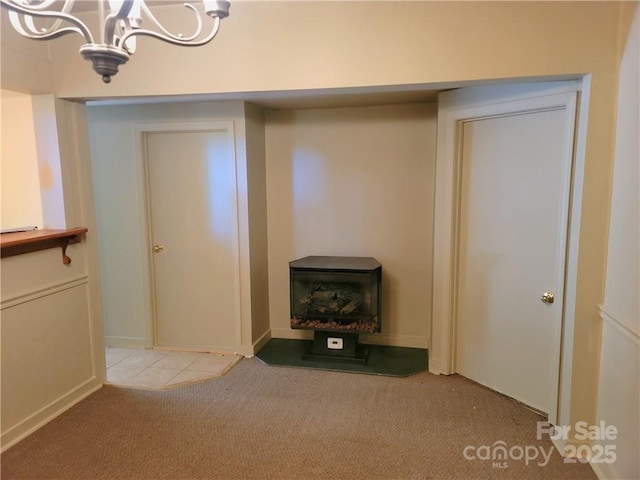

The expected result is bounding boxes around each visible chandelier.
[1,0,230,83]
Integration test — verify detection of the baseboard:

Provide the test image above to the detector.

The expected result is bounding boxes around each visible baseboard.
[551,432,608,480]
[551,436,566,456]
[428,356,446,375]
[590,459,618,480]
[104,336,147,348]
[1,377,103,452]
[251,329,272,357]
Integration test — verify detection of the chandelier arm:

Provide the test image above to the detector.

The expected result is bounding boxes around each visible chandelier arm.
[118,16,220,50]
[1,0,230,83]
[11,17,85,41]
[8,10,86,41]
[24,0,74,35]
[1,0,93,43]
[103,0,135,45]
[134,2,204,43]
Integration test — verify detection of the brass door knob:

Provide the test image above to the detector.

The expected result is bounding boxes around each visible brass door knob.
[540,291,555,304]
[153,244,164,253]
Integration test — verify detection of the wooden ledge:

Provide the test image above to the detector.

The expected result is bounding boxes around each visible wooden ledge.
[1,228,88,264]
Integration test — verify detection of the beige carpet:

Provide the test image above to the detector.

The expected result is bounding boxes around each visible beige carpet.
[1,358,597,480]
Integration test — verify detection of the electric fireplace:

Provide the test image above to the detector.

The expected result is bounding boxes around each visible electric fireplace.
[289,256,382,363]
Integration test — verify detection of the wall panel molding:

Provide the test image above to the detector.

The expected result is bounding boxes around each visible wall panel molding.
[1,275,88,310]
[599,305,639,345]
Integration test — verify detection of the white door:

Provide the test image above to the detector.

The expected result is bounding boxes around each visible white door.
[145,128,240,351]
[452,90,577,416]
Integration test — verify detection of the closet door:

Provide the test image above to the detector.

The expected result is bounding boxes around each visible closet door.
[145,127,240,351]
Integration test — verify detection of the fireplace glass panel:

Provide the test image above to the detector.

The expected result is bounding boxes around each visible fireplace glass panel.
[289,256,381,334]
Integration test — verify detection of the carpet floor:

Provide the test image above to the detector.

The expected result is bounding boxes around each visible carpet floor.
[1,358,597,480]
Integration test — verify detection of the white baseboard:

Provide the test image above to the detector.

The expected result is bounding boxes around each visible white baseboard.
[428,356,446,375]
[250,329,272,357]
[104,336,147,348]
[590,459,618,480]
[1,377,103,452]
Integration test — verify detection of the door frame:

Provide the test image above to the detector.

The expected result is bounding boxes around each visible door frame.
[133,120,242,352]
[429,80,589,428]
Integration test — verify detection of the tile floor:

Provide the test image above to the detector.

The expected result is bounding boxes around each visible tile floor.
[105,347,242,390]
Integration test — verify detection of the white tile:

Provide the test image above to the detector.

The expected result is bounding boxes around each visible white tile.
[153,352,203,370]
[127,367,182,388]
[106,349,242,389]
[105,347,136,368]
[118,350,167,369]
[107,363,147,383]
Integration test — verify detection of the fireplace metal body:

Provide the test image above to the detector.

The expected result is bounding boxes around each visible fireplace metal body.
[289,256,382,362]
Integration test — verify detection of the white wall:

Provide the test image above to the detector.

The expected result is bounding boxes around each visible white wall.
[0,91,70,230]
[32,95,67,229]
[244,103,270,348]
[0,90,43,230]
[1,100,105,451]
[86,101,263,355]
[593,6,640,480]
[265,103,436,347]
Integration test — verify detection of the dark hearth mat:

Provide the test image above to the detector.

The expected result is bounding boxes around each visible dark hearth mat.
[256,338,428,377]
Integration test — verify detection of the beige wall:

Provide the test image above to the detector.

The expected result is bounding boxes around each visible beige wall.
[1,0,637,455]
[45,2,621,100]
[0,90,43,230]
[265,103,436,347]
[16,3,626,423]
[0,13,54,94]
[594,6,639,480]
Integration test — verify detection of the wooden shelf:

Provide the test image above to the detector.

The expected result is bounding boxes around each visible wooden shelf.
[0,228,88,264]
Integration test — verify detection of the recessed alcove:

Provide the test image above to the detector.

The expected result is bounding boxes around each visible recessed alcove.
[87,96,437,357]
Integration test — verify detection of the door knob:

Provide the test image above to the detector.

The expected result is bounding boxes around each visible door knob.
[153,244,164,253]
[540,291,555,304]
